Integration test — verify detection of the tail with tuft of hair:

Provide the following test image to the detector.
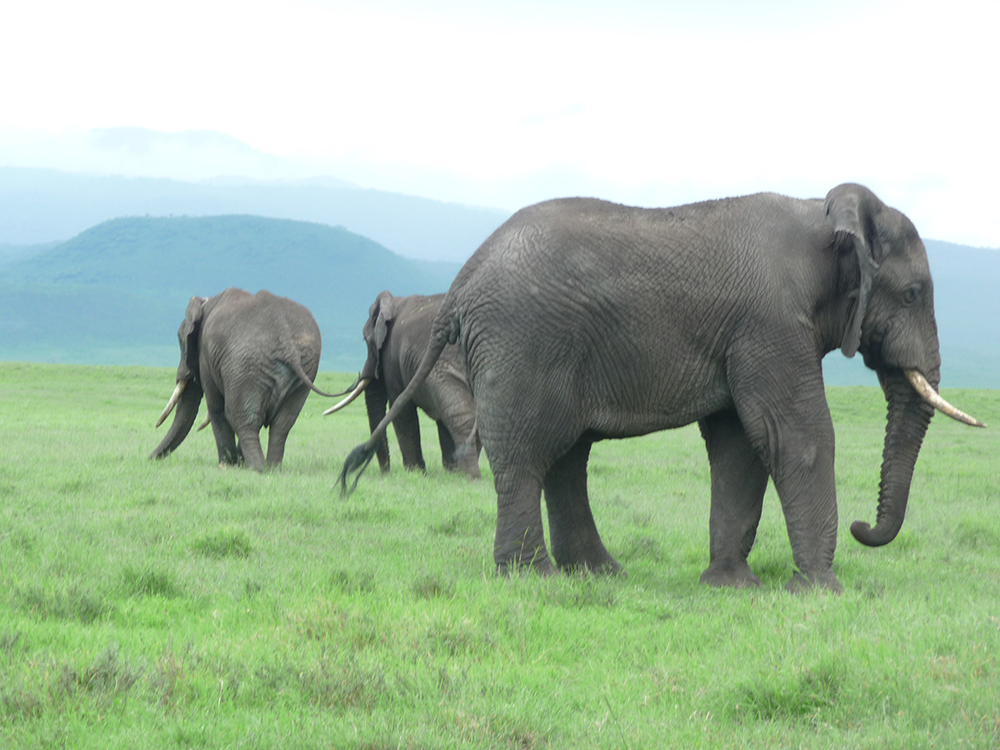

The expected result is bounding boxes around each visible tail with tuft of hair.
[340,443,377,496]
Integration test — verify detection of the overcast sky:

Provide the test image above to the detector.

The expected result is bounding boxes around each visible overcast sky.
[2,0,998,247]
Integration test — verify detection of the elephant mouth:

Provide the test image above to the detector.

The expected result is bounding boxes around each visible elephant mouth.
[862,324,887,372]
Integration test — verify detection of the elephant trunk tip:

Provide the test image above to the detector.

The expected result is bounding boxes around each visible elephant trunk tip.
[850,518,903,548]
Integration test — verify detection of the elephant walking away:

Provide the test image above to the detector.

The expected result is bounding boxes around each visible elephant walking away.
[151,288,337,470]
[326,291,481,479]
[342,184,985,592]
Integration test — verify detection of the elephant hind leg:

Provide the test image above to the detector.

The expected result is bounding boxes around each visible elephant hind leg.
[489,463,556,576]
[265,385,309,468]
[392,402,426,471]
[437,421,458,470]
[235,426,265,471]
[543,440,622,575]
[698,410,768,588]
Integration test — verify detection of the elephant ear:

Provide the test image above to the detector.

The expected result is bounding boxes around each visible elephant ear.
[361,291,396,378]
[177,295,206,381]
[825,184,883,358]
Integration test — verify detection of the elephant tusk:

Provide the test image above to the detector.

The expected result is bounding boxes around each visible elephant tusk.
[196,414,211,432]
[323,378,371,415]
[904,369,986,428]
[155,381,187,428]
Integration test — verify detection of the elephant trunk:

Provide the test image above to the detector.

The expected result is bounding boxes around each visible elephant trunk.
[150,379,204,459]
[851,370,936,547]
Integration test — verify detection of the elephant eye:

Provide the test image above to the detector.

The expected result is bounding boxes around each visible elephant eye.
[902,284,921,306]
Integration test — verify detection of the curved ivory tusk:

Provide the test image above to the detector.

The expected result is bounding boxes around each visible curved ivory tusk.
[323,378,371,415]
[905,369,987,428]
[196,414,211,432]
[155,381,187,428]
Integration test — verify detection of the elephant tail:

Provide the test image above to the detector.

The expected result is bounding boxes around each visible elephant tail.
[288,355,347,399]
[340,308,457,495]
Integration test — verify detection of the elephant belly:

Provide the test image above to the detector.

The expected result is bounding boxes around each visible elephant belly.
[588,386,732,439]
[580,346,732,439]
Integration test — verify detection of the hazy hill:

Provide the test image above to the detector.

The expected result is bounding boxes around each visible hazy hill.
[0,216,461,372]
[0,167,510,263]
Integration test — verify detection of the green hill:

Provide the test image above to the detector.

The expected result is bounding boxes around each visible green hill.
[0,215,461,372]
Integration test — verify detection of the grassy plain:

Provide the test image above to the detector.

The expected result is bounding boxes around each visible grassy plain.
[1,362,998,748]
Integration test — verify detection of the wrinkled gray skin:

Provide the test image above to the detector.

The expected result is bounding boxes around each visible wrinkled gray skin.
[151,288,332,470]
[356,291,481,478]
[343,184,965,592]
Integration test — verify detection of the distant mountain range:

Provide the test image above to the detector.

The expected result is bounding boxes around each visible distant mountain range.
[0,215,461,373]
[0,167,510,263]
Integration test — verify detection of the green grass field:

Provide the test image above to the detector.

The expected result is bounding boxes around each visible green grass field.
[1,362,998,748]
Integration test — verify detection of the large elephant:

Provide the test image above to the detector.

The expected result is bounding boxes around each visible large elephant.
[325,291,481,478]
[342,184,985,592]
[151,288,336,470]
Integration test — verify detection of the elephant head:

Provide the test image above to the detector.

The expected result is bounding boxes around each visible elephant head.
[826,184,985,547]
[150,295,210,459]
[322,291,396,414]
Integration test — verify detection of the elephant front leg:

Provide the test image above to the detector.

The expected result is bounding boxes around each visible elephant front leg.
[698,410,768,588]
[392,403,426,471]
[737,396,842,593]
[437,421,458,470]
[364,384,392,472]
[209,408,242,465]
[543,440,621,575]
[771,438,842,593]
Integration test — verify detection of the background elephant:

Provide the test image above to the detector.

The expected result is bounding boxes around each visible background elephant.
[327,291,481,478]
[343,184,984,592]
[151,287,335,469]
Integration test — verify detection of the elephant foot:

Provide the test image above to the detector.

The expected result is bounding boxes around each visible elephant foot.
[591,556,627,577]
[700,560,762,588]
[784,569,843,595]
[558,553,626,578]
[496,552,558,577]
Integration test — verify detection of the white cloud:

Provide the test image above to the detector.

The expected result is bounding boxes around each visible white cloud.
[1,0,997,245]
